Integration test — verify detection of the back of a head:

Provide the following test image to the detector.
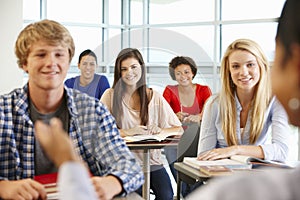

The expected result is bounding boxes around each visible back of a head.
[276,0,300,61]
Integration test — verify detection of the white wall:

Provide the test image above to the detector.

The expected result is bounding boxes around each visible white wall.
[0,0,23,94]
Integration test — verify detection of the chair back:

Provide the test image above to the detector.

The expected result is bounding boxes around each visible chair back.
[177,123,201,184]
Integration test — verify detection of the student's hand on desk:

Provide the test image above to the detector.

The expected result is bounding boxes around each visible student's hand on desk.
[197,146,238,161]
[123,126,149,136]
[91,175,122,200]
[0,179,47,200]
[146,124,162,134]
[176,112,189,122]
[183,114,201,123]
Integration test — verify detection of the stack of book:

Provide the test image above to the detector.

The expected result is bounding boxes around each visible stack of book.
[34,172,58,199]
[183,155,294,176]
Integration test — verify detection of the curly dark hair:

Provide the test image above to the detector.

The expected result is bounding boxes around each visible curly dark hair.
[168,56,197,80]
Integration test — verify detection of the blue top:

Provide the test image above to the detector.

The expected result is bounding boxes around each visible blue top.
[0,84,143,195]
[198,94,291,162]
[65,74,110,99]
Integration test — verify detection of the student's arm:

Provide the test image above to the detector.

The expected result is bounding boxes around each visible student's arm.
[159,126,184,135]
[197,96,266,161]
[34,118,98,200]
[198,145,264,161]
[198,97,289,161]
[0,179,47,200]
[259,97,290,162]
[156,90,184,133]
[197,96,219,155]
[100,88,113,113]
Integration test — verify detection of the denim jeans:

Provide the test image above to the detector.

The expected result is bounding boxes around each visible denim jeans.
[164,147,177,180]
[136,165,174,200]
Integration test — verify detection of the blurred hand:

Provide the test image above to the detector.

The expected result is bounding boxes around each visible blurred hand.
[34,118,79,167]
[0,179,47,200]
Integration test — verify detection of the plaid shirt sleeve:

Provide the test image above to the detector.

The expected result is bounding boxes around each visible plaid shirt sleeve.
[67,89,144,195]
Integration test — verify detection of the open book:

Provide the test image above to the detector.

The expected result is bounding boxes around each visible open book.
[183,155,294,171]
[124,130,181,142]
[229,155,294,169]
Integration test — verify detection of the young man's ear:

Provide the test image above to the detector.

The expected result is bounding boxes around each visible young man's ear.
[22,64,29,73]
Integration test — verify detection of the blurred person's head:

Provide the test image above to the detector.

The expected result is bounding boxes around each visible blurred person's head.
[272,0,300,126]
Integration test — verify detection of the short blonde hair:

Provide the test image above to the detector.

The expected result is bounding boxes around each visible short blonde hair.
[15,19,75,68]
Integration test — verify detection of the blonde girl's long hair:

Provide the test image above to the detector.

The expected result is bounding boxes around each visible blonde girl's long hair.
[219,39,272,145]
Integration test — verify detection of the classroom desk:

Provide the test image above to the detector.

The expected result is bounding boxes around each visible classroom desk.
[127,138,180,200]
[47,192,142,200]
[174,161,297,199]
[174,162,210,199]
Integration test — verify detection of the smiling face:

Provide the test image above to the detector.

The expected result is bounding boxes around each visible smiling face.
[120,57,142,87]
[174,64,194,87]
[229,50,260,93]
[78,55,96,81]
[23,40,70,92]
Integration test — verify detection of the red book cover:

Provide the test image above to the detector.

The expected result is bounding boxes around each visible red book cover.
[34,172,58,185]
[34,173,58,199]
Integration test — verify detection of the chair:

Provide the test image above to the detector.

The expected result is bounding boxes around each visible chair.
[176,122,201,199]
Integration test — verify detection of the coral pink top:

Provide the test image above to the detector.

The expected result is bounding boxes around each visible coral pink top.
[163,84,212,115]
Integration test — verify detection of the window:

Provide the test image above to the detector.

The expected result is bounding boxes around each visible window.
[22,0,298,164]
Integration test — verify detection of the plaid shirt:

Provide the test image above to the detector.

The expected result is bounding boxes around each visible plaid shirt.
[0,84,144,195]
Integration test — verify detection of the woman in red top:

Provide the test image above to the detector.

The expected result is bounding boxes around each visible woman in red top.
[163,56,212,195]
[163,56,212,123]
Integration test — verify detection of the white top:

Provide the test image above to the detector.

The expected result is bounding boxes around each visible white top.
[101,88,181,165]
[58,162,97,200]
[198,95,291,162]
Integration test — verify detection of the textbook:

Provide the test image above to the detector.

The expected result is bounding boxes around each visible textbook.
[183,156,252,170]
[183,155,294,171]
[34,172,58,200]
[124,130,182,142]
